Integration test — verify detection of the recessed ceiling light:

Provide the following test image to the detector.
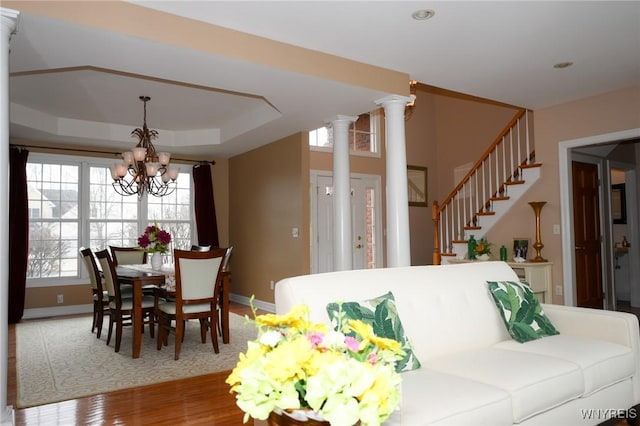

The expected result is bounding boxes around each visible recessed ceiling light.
[412,9,435,20]
[553,62,574,69]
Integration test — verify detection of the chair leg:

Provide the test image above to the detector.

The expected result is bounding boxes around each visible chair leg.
[92,301,98,333]
[199,319,207,343]
[96,308,104,339]
[115,316,123,353]
[157,315,166,350]
[210,316,219,354]
[174,318,184,360]
[106,316,114,346]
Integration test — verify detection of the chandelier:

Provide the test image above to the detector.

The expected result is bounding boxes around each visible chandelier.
[110,96,179,198]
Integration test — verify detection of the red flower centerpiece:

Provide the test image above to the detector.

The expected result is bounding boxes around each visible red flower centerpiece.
[137,222,171,254]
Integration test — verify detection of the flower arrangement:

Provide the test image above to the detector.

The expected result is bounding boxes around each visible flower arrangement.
[226,303,405,426]
[137,222,171,254]
[475,237,492,256]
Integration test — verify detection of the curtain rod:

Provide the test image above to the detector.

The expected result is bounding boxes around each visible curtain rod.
[9,143,215,165]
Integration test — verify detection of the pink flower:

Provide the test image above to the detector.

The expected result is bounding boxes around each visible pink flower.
[367,352,379,365]
[307,332,324,349]
[345,336,360,352]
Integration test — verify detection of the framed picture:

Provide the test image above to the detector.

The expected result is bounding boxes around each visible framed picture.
[407,165,428,207]
[612,183,626,224]
[513,238,530,261]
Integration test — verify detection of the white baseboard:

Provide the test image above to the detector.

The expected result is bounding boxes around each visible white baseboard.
[22,295,275,320]
[1,405,14,426]
[22,304,93,320]
[229,294,275,313]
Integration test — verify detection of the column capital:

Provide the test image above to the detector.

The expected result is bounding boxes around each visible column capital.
[375,94,415,108]
[326,115,358,127]
[1,8,20,39]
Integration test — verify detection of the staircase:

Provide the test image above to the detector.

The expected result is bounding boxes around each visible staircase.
[432,109,541,265]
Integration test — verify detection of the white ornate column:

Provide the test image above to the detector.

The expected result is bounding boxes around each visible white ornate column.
[330,115,357,271]
[376,95,414,267]
[1,8,18,425]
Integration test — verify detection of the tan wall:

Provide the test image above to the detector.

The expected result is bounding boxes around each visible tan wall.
[26,285,92,309]
[484,85,640,304]
[229,133,310,304]
[405,90,437,265]
[433,96,521,202]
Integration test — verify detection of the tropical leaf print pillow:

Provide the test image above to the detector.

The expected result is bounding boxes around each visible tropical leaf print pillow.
[487,280,559,343]
[326,291,421,372]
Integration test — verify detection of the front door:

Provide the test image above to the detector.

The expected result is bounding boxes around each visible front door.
[312,173,382,273]
[572,161,604,308]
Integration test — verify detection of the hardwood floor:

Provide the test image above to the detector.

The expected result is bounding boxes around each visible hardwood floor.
[8,302,263,426]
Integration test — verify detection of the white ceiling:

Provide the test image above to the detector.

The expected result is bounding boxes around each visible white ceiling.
[7,1,640,158]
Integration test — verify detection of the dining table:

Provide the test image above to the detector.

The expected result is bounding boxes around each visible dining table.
[116,264,232,359]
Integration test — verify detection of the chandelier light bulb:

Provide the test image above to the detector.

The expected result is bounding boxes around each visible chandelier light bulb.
[133,147,147,162]
[122,151,134,165]
[158,152,171,165]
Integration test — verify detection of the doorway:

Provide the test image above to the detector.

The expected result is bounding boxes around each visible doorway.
[559,128,640,308]
[310,171,383,273]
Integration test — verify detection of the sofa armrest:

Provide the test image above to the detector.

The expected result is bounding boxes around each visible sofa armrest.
[542,304,639,346]
[542,303,640,405]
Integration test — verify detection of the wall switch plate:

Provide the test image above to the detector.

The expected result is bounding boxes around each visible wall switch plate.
[56,294,64,304]
[555,285,563,296]
[553,224,561,235]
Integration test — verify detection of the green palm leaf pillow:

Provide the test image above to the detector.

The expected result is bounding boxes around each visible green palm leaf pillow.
[487,280,559,343]
[326,291,421,372]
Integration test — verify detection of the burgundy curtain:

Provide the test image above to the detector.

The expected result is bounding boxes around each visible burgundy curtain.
[9,147,29,324]
[192,163,219,248]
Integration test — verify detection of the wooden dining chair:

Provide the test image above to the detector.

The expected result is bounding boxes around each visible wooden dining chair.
[96,249,157,353]
[80,247,109,338]
[109,245,147,265]
[156,247,229,360]
[190,245,211,252]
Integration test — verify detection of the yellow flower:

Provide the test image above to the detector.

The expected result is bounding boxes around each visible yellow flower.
[255,305,310,332]
[347,320,405,355]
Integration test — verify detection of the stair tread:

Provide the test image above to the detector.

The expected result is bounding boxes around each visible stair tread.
[441,253,456,257]
[505,180,525,185]
[464,226,482,230]
[490,196,510,201]
[477,212,495,216]
[520,163,542,169]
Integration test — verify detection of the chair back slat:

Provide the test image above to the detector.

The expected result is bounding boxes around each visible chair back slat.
[80,247,101,291]
[96,249,119,300]
[110,246,147,265]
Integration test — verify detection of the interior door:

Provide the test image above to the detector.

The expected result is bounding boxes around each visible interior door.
[313,174,381,273]
[572,161,604,308]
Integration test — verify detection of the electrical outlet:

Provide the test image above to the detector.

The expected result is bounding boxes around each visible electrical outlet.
[270,280,275,290]
[56,294,64,304]
[555,285,563,296]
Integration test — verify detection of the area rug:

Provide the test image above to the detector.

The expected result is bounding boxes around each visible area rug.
[15,313,257,408]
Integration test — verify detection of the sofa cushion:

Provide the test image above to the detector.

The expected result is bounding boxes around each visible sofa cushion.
[427,347,584,422]
[494,334,635,396]
[326,291,421,372]
[390,368,512,425]
[487,280,559,342]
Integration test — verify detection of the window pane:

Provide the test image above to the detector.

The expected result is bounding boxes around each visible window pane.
[309,111,377,154]
[27,161,80,278]
[27,157,195,281]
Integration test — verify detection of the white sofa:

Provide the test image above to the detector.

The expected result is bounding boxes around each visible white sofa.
[275,261,640,425]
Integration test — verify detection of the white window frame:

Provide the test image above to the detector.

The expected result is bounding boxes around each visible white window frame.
[309,110,382,158]
[26,153,195,288]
